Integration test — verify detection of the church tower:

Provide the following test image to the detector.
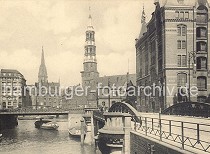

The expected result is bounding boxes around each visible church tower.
[81,7,99,88]
[38,46,48,83]
[139,5,147,38]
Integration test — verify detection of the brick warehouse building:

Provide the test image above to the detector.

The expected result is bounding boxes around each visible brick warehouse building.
[136,0,210,112]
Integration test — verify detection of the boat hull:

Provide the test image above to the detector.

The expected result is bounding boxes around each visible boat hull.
[40,122,59,130]
[68,128,81,137]
[35,119,52,128]
[35,119,59,130]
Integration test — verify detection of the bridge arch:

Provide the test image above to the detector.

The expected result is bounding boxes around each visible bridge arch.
[108,102,141,123]
[162,102,210,117]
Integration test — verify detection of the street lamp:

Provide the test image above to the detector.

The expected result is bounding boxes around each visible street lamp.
[188,51,196,102]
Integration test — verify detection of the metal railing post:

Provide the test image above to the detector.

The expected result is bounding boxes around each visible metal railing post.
[152,118,154,131]
[197,124,200,143]
[169,120,171,136]
[145,117,147,136]
[181,122,184,149]
[159,118,162,141]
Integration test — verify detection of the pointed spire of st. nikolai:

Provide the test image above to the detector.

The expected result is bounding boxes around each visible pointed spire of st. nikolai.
[38,46,48,83]
[139,5,147,39]
[87,6,94,31]
[41,46,45,65]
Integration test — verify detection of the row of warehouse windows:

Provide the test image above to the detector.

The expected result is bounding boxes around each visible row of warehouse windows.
[177,56,207,69]
[175,11,189,20]
[177,73,207,90]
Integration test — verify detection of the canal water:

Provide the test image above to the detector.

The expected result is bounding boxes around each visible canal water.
[0,119,97,154]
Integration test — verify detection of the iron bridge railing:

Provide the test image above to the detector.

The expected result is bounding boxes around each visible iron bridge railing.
[132,116,210,153]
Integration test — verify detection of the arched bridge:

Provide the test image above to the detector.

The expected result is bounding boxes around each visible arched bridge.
[108,102,141,123]
[92,102,141,124]
[162,102,210,117]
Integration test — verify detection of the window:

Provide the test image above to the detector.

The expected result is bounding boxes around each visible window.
[177,40,186,49]
[182,40,186,49]
[197,41,207,52]
[177,25,187,36]
[177,55,181,67]
[196,27,207,38]
[180,11,184,19]
[196,14,207,23]
[182,26,186,36]
[197,76,207,90]
[185,11,189,19]
[197,57,207,70]
[175,11,179,18]
[177,55,187,67]
[177,40,181,49]
[178,27,181,36]
[177,73,187,87]
[182,55,187,67]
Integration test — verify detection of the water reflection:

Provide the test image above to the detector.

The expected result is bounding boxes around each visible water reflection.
[0,119,97,154]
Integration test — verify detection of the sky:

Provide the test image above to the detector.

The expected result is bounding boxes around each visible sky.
[0,0,155,86]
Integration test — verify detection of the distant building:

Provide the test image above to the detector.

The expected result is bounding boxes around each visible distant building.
[0,69,31,109]
[32,47,61,109]
[80,9,136,108]
[60,85,88,109]
[135,0,210,112]
[95,74,136,108]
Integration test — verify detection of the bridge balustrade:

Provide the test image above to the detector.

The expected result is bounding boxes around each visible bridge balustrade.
[104,117,123,130]
[132,115,210,153]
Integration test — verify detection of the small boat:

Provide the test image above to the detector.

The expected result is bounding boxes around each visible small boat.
[68,127,82,137]
[34,118,52,128]
[40,122,59,130]
[34,118,59,130]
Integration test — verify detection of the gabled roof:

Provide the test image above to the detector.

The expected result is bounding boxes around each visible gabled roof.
[95,74,136,89]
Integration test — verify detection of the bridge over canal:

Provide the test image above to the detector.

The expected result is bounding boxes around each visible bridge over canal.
[93,101,210,154]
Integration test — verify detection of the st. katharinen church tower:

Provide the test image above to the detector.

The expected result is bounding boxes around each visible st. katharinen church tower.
[38,46,48,83]
[81,9,99,89]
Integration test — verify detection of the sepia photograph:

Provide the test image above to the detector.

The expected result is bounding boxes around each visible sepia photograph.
[0,0,210,153]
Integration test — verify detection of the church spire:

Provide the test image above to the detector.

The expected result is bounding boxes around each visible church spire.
[38,46,48,83]
[81,6,99,87]
[87,6,94,31]
[41,46,45,65]
[139,5,147,38]
[141,4,146,24]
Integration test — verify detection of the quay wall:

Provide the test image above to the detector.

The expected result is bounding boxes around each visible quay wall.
[130,131,192,154]
[0,115,18,130]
